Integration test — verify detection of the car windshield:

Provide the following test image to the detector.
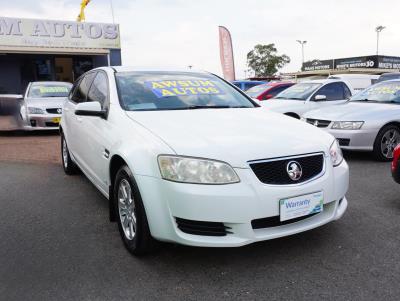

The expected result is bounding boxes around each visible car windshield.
[28,83,72,98]
[351,81,400,103]
[246,84,273,97]
[274,83,321,100]
[115,71,256,111]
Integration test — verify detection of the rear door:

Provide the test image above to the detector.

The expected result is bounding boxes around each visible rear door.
[76,71,112,192]
[64,72,96,163]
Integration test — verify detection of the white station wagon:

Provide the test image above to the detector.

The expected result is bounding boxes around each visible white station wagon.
[60,67,349,255]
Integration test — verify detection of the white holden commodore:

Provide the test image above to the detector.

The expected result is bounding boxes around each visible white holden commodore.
[60,67,349,255]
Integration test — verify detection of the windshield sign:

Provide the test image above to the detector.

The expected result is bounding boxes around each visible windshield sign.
[351,81,400,103]
[144,80,224,98]
[29,84,71,98]
[116,72,256,111]
[274,83,321,100]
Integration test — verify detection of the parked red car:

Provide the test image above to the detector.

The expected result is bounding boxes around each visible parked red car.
[246,82,295,101]
[392,145,400,183]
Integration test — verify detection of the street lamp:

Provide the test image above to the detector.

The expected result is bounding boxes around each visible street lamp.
[296,40,307,66]
[376,25,385,56]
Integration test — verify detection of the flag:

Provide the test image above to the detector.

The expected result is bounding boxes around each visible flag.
[218,26,236,82]
[77,0,91,22]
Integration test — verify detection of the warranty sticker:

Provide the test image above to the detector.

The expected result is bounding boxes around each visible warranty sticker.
[145,80,224,98]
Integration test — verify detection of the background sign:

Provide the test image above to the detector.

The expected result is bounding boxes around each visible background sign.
[0,16,120,49]
[334,56,377,69]
[302,59,334,71]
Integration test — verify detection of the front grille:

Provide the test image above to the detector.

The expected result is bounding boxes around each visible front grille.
[46,108,62,114]
[251,211,321,229]
[249,153,324,185]
[306,118,331,128]
[337,138,350,146]
[45,122,60,127]
[175,217,232,236]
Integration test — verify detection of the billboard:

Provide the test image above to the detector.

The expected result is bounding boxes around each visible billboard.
[302,59,334,71]
[218,26,235,82]
[0,16,120,49]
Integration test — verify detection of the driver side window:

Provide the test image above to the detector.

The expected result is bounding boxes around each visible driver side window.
[314,82,345,101]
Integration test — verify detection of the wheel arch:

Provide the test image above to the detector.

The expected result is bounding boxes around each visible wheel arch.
[108,154,128,222]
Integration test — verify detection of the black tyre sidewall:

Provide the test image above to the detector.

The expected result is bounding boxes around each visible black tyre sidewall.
[373,125,400,162]
[113,165,155,255]
[61,133,78,174]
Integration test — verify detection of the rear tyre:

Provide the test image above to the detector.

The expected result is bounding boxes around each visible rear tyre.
[373,125,400,161]
[61,134,79,175]
[113,165,157,255]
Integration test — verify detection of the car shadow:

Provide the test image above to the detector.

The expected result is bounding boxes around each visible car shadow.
[0,129,59,137]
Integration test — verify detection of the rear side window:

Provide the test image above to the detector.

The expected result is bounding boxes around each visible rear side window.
[88,72,109,109]
[71,72,96,103]
[343,83,352,99]
[315,82,344,101]
[266,85,291,99]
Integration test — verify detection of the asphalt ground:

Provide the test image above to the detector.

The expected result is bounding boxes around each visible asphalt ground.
[0,133,399,300]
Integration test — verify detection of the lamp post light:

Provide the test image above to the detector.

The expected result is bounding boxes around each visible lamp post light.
[296,40,307,67]
[376,25,385,56]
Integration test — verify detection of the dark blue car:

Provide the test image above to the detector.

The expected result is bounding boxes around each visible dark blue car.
[232,80,266,91]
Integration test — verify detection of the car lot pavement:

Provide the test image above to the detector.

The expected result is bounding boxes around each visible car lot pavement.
[0,134,399,300]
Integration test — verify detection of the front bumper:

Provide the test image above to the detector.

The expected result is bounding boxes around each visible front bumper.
[23,114,61,130]
[321,128,378,151]
[135,157,349,247]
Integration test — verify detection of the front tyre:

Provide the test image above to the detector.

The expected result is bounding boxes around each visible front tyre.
[373,125,400,161]
[114,165,156,255]
[61,133,79,175]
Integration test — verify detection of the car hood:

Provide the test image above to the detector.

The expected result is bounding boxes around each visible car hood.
[304,102,400,121]
[260,98,306,112]
[25,97,65,109]
[126,108,334,168]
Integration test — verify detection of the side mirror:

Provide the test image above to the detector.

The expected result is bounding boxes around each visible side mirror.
[314,95,327,101]
[75,101,106,118]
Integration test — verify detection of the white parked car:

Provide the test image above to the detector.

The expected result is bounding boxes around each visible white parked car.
[261,79,354,119]
[20,81,72,130]
[60,67,349,255]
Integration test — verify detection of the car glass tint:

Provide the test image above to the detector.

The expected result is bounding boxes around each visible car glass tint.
[275,83,321,100]
[115,71,256,111]
[351,81,400,103]
[246,84,273,97]
[268,85,291,98]
[72,73,96,103]
[28,83,72,98]
[88,72,108,109]
[343,83,352,99]
[315,82,344,101]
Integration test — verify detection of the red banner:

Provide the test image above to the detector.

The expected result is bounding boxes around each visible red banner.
[219,26,236,81]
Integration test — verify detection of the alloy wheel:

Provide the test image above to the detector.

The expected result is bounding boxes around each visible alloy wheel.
[381,129,400,159]
[118,179,137,240]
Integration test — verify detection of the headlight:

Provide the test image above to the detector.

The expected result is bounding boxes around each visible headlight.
[158,155,240,184]
[330,140,344,167]
[28,107,45,114]
[331,121,363,130]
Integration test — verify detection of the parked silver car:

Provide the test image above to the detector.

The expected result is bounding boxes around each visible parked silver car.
[20,81,72,130]
[303,80,400,161]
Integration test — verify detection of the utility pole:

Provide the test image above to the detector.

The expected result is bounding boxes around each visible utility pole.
[376,25,385,56]
[296,40,307,68]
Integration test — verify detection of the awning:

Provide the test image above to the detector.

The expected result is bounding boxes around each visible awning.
[0,46,109,55]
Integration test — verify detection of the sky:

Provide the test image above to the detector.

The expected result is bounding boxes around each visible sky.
[1,0,399,79]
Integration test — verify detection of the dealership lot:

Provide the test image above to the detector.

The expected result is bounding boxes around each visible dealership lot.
[0,133,399,300]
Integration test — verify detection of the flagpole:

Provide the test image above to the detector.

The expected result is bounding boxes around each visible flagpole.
[110,0,115,24]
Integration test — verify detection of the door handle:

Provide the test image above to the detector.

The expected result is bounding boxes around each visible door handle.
[76,116,83,122]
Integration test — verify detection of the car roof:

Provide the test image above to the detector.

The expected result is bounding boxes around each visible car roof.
[298,78,343,84]
[30,81,72,85]
[110,66,209,74]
